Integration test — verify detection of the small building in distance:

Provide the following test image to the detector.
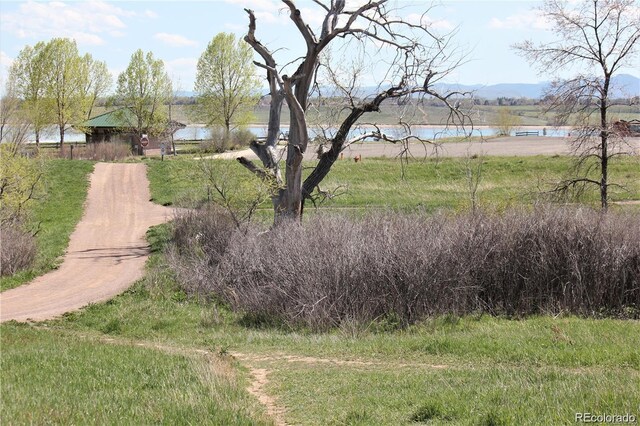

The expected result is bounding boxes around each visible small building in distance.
[78,107,185,154]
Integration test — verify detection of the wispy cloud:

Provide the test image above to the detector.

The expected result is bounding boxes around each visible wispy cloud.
[165,57,199,89]
[224,0,288,25]
[405,13,455,31]
[488,11,551,30]
[144,9,159,19]
[154,33,197,47]
[0,0,139,45]
[224,0,280,12]
[224,23,248,31]
[0,51,15,83]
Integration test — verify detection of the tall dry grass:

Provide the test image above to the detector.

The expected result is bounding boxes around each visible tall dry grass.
[0,224,37,276]
[169,207,640,329]
[73,143,131,161]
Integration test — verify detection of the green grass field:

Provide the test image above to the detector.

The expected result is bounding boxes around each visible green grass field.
[1,155,639,425]
[0,159,94,291]
[146,155,640,214]
[92,103,639,127]
[0,323,272,425]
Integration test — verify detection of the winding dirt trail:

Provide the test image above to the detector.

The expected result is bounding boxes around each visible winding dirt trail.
[0,163,174,323]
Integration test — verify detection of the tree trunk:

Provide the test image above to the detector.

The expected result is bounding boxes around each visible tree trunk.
[600,75,610,211]
[59,125,65,156]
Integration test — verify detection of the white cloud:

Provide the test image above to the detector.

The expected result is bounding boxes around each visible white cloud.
[224,0,280,13]
[154,33,197,47]
[253,10,286,24]
[488,11,551,30]
[0,0,138,46]
[224,23,248,31]
[405,13,455,31]
[224,0,289,25]
[165,57,199,89]
[0,51,14,69]
[0,51,14,91]
[166,57,198,70]
[299,7,325,28]
[144,9,159,19]
[0,51,14,79]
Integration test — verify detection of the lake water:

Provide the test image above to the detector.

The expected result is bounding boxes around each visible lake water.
[9,124,567,144]
[175,125,568,141]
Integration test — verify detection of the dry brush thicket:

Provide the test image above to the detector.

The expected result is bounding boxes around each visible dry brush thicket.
[0,226,37,276]
[169,207,640,329]
[73,143,131,161]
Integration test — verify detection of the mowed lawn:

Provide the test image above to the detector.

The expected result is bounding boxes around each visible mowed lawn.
[1,154,639,425]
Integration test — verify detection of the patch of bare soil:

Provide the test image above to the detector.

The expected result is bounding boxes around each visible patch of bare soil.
[230,351,449,370]
[245,367,288,426]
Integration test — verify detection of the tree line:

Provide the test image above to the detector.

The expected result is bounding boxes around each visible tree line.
[1,33,260,152]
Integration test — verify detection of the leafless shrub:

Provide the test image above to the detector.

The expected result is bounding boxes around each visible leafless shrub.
[200,128,256,153]
[167,206,238,297]
[169,207,640,330]
[230,129,255,149]
[74,143,131,161]
[0,223,37,276]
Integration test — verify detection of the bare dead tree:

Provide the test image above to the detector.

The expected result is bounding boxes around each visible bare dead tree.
[514,0,640,211]
[237,0,471,224]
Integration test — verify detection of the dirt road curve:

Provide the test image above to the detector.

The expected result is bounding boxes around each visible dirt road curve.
[0,163,174,323]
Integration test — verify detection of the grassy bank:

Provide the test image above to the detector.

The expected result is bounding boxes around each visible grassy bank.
[0,159,94,291]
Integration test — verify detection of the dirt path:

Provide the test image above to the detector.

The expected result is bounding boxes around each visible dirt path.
[0,163,174,322]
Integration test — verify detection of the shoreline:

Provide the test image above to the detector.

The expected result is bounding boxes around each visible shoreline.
[232,124,572,130]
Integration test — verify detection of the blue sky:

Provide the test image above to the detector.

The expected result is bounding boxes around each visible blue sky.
[0,0,637,93]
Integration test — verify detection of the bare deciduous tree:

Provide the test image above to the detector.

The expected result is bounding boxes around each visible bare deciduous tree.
[514,0,640,210]
[236,0,470,224]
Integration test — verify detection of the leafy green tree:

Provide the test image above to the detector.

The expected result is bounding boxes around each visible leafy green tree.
[81,55,112,120]
[115,49,172,138]
[8,42,53,147]
[45,38,89,154]
[194,33,260,136]
[0,143,44,228]
[1,77,21,143]
[495,107,521,136]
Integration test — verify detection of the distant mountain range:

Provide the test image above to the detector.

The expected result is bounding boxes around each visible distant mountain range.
[432,74,639,99]
[179,74,639,100]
